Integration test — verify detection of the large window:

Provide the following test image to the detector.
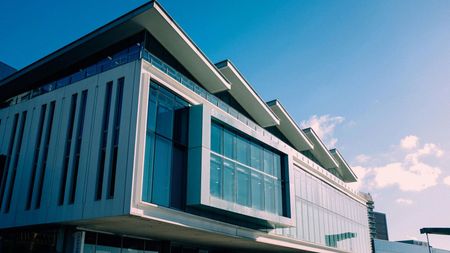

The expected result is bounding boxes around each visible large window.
[276,166,371,253]
[142,81,190,209]
[210,121,284,216]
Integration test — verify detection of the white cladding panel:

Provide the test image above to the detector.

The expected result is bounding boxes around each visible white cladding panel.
[0,61,141,228]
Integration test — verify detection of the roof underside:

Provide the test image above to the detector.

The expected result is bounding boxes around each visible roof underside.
[266,100,313,151]
[216,60,279,127]
[420,227,450,236]
[0,1,230,101]
[330,149,358,182]
[302,128,339,170]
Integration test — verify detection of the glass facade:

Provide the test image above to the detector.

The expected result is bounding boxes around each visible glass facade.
[276,165,371,252]
[84,231,159,253]
[210,121,284,216]
[142,81,190,209]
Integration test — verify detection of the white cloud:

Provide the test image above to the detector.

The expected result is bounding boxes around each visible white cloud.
[400,135,419,150]
[348,166,372,191]
[355,154,371,163]
[396,198,414,205]
[405,143,444,164]
[444,176,450,187]
[372,162,441,191]
[300,114,344,147]
[352,136,445,192]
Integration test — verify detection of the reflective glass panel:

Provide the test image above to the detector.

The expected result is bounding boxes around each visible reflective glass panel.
[211,123,222,154]
[236,165,250,206]
[210,154,222,197]
[251,172,264,210]
[223,160,235,202]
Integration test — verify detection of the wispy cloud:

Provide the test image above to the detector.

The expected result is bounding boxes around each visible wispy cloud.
[396,198,414,205]
[351,135,445,192]
[355,154,371,164]
[300,114,344,148]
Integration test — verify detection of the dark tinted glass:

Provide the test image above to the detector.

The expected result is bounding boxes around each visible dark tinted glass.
[152,136,172,206]
[143,81,190,209]
[211,123,222,154]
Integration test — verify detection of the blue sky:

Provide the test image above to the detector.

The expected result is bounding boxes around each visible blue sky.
[1,0,450,250]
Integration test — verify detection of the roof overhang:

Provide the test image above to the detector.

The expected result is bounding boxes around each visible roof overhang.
[266,100,313,151]
[329,149,358,182]
[0,1,230,101]
[420,227,450,236]
[215,60,279,127]
[139,2,230,92]
[302,128,340,169]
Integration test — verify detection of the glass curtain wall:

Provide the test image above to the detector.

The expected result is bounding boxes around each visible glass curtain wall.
[83,231,160,253]
[142,81,190,209]
[277,166,371,253]
[210,121,284,216]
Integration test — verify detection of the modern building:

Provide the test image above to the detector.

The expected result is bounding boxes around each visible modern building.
[0,1,371,252]
[374,239,450,253]
[373,212,388,240]
[361,193,376,244]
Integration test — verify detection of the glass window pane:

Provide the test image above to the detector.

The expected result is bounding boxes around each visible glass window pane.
[251,172,264,210]
[142,132,155,202]
[210,154,222,197]
[151,136,172,206]
[223,159,235,202]
[263,149,274,175]
[170,145,186,209]
[275,180,283,216]
[173,108,189,145]
[273,153,281,178]
[155,103,174,139]
[211,123,222,154]
[147,86,158,132]
[236,136,250,165]
[250,143,263,170]
[264,176,275,213]
[236,165,250,206]
[223,129,235,159]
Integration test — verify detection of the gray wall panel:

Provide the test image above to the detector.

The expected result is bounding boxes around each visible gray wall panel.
[0,60,140,228]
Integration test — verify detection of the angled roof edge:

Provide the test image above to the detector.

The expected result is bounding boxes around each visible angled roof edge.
[0,0,231,100]
[266,99,314,151]
[151,2,231,92]
[302,128,340,169]
[0,1,155,88]
[215,60,279,127]
[329,148,358,183]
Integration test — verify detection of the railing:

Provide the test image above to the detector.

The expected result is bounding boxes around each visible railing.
[2,44,142,107]
[141,49,364,199]
[2,45,364,200]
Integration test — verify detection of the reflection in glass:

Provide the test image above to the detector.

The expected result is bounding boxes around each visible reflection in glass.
[152,136,172,206]
[251,172,264,210]
[223,160,235,202]
[209,121,285,216]
[210,154,222,197]
[142,81,190,209]
[236,165,250,206]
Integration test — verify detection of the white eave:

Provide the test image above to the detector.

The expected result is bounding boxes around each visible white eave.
[134,2,231,93]
[266,100,313,151]
[215,60,280,127]
[329,149,358,183]
[302,128,340,170]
